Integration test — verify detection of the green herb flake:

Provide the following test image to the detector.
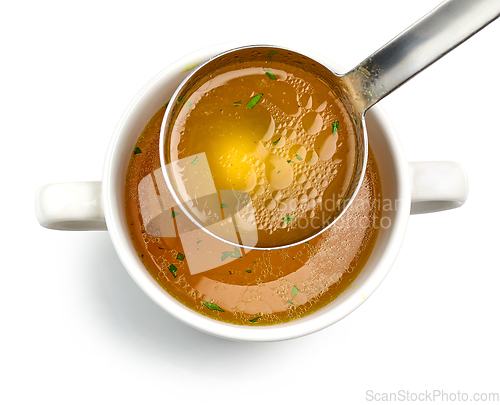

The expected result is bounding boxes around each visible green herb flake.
[202,301,225,312]
[305,241,309,245]
[249,316,262,323]
[168,264,178,278]
[176,253,185,261]
[277,171,281,174]
[332,121,339,136]
[265,69,277,80]
[287,160,293,164]
[196,240,202,244]
[287,299,295,305]
[221,251,233,261]
[246,93,263,109]
[186,101,193,107]
[171,211,180,219]
[220,203,229,209]
[295,154,303,161]
[266,50,278,58]
[233,100,242,107]
[133,146,142,155]
[246,270,252,273]
[272,137,281,146]
[191,156,198,165]
[164,100,170,108]
[292,285,299,297]
[282,215,296,224]
[233,247,242,258]
[221,247,242,261]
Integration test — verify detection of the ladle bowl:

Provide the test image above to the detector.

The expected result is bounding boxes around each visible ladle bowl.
[160,0,500,250]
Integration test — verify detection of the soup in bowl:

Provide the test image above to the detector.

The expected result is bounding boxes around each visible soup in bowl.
[35,42,467,341]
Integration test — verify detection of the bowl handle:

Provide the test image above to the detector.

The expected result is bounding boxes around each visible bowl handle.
[34,181,106,231]
[409,161,468,215]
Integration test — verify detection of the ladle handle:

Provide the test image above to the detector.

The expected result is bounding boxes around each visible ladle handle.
[343,0,500,112]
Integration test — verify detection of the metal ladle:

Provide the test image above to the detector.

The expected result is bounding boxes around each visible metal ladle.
[160,0,500,250]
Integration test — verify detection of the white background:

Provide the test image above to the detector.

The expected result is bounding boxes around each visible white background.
[1,0,499,403]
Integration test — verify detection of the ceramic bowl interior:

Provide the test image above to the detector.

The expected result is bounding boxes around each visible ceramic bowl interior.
[103,43,411,341]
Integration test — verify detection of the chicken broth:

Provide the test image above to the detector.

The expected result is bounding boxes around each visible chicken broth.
[125,105,382,325]
[165,60,358,248]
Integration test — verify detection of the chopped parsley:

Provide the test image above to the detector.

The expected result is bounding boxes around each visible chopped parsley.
[295,154,303,161]
[171,211,180,219]
[220,247,242,261]
[233,247,241,258]
[272,137,281,146]
[176,253,185,261]
[246,270,252,273]
[332,121,339,136]
[168,264,178,278]
[221,203,229,209]
[265,69,277,80]
[191,156,198,165]
[282,215,296,224]
[233,100,242,107]
[202,301,225,312]
[133,146,142,155]
[246,93,263,109]
[249,316,262,323]
[292,285,299,297]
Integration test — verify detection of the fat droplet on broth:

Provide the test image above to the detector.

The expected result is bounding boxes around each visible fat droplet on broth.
[266,155,293,189]
[297,174,306,184]
[265,199,277,210]
[254,185,265,195]
[315,127,339,161]
[305,150,318,165]
[315,100,328,112]
[289,144,307,163]
[308,188,318,199]
[272,190,283,200]
[282,197,298,212]
[302,112,324,135]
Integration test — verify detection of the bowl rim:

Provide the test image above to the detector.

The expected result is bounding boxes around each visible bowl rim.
[102,41,411,342]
